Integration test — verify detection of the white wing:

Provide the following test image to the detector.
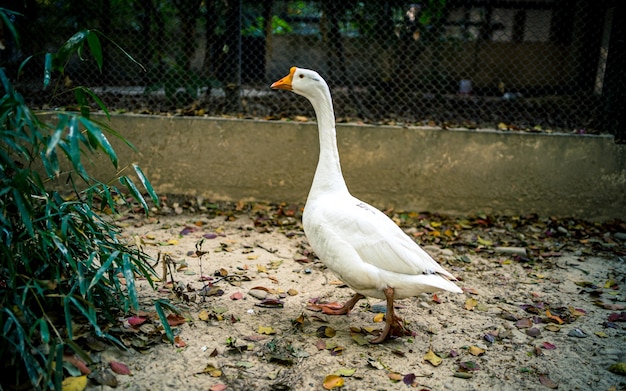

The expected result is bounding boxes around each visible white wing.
[304,194,457,281]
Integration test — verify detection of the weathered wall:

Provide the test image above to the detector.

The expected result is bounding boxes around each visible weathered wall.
[76,115,625,221]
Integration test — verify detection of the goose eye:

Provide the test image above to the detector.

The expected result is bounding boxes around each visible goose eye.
[299,74,304,79]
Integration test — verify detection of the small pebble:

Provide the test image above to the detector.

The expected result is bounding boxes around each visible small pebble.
[567,328,588,338]
[303,268,312,274]
[248,289,268,300]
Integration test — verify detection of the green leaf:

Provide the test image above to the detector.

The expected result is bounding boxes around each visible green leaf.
[154,299,175,343]
[86,30,103,71]
[133,164,159,207]
[0,8,21,49]
[11,188,33,237]
[96,29,146,73]
[54,30,89,71]
[119,176,149,213]
[122,253,138,311]
[65,115,88,179]
[89,250,119,290]
[79,117,118,168]
[44,53,52,89]
[81,87,110,120]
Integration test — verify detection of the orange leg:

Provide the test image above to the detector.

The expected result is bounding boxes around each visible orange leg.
[370,287,411,344]
[317,293,365,315]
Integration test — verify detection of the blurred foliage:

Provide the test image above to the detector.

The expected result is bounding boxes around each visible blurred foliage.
[0,13,163,390]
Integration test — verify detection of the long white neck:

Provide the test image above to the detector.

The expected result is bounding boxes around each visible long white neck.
[306,87,349,200]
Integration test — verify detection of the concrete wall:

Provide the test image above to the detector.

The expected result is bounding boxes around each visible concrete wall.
[82,115,625,221]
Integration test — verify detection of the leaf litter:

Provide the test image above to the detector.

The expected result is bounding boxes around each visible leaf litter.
[75,198,626,390]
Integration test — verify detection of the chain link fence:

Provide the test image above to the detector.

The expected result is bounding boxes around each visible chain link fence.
[3,0,623,139]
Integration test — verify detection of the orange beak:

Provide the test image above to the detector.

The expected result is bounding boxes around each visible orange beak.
[270,67,296,91]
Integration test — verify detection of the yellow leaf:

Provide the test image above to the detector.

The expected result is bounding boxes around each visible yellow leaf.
[247,255,259,260]
[258,325,276,335]
[198,310,210,321]
[373,313,385,323]
[545,310,564,325]
[256,264,267,273]
[477,236,493,246]
[604,279,616,288]
[322,374,344,389]
[465,297,478,311]
[469,346,485,356]
[498,122,508,130]
[167,239,179,245]
[424,348,442,366]
[594,331,608,338]
[62,376,87,391]
[568,306,586,317]
[287,289,298,296]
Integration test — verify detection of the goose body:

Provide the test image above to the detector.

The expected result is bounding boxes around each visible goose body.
[271,67,462,342]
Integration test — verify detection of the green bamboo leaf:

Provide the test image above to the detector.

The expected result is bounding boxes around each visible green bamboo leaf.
[11,188,33,237]
[17,55,33,79]
[54,30,89,71]
[119,176,149,213]
[97,30,146,73]
[46,115,66,157]
[79,117,118,168]
[74,87,90,119]
[66,116,88,179]
[133,164,159,207]
[89,250,119,290]
[122,253,138,311]
[43,52,52,89]
[86,30,103,71]
[81,87,110,120]
[0,8,21,50]
[153,299,175,343]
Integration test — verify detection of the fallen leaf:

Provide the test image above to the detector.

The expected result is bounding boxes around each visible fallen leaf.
[109,361,131,375]
[432,293,441,304]
[199,364,222,377]
[468,346,485,356]
[230,292,244,300]
[209,383,227,391]
[424,348,442,367]
[459,361,480,371]
[373,313,385,323]
[127,316,147,327]
[387,372,403,381]
[538,374,558,389]
[61,376,88,391]
[594,331,608,338]
[515,318,533,329]
[316,339,327,350]
[166,313,187,326]
[608,362,626,375]
[317,326,336,338]
[334,368,356,377]
[174,336,186,348]
[545,310,564,325]
[322,374,344,389]
[403,373,416,385]
[545,324,561,332]
[198,310,210,321]
[542,342,556,350]
[258,325,276,335]
[63,354,91,375]
[465,298,478,311]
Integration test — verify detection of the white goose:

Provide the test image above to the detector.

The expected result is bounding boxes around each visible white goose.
[271,67,462,343]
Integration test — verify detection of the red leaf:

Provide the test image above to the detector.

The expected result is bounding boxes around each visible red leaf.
[542,342,556,350]
[127,316,147,327]
[110,361,131,375]
[63,354,91,375]
[538,374,558,389]
[174,336,187,348]
[230,292,244,300]
[166,313,187,326]
[432,293,441,304]
[210,383,227,391]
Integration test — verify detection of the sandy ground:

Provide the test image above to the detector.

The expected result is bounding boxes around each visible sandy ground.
[85,204,626,391]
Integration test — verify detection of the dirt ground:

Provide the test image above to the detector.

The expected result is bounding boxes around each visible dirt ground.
[86,202,626,391]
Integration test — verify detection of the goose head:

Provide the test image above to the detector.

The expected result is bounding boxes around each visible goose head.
[271,67,331,103]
